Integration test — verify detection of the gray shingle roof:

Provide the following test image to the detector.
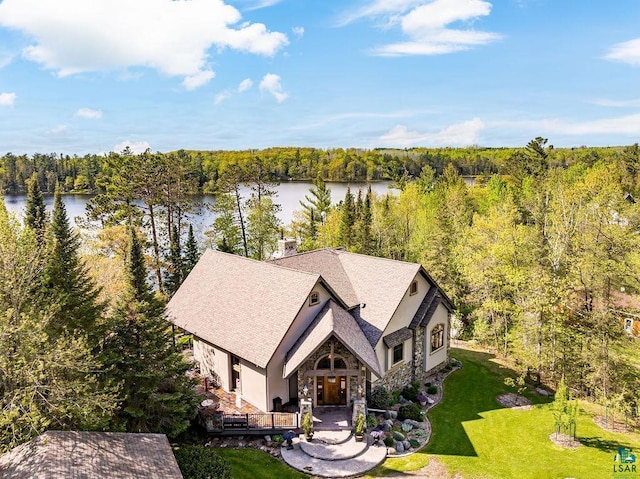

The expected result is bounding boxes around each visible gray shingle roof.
[409,286,438,329]
[284,300,381,378]
[274,249,423,346]
[166,249,321,368]
[0,431,183,479]
[382,327,413,348]
[272,249,359,307]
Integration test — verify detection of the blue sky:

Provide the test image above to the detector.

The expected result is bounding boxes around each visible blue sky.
[1,0,640,154]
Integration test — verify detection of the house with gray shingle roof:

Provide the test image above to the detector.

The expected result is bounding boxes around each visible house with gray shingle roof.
[0,431,183,479]
[167,245,452,412]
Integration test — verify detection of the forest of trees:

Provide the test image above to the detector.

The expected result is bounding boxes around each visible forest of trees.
[0,144,628,195]
[1,138,639,451]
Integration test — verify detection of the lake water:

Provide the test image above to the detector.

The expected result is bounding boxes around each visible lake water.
[4,181,395,235]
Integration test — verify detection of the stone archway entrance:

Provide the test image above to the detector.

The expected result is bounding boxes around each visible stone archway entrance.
[314,351,349,406]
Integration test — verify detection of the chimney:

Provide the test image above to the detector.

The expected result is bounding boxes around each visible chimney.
[277,239,297,258]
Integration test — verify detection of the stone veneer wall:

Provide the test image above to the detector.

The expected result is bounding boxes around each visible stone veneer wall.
[296,339,364,404]
[376,359,413,392]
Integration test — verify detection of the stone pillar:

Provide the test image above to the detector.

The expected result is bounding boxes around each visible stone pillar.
[352,398,367,430]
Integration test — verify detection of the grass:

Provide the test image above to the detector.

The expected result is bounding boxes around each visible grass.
[369,346,640,479]
[213,447,307,479]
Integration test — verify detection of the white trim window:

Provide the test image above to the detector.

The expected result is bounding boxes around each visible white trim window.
[430,323,445,353]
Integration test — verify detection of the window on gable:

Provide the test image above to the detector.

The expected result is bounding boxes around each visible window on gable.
[624,319,633,333]
[409,281,418,296]
[309,291,319,306]
[392,343,403,364]
[431,323,445,353]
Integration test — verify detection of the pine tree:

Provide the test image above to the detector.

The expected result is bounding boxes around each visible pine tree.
[300,174,331,225]
[337,186,355,249]
[183,223,200,277]
[45,182,103,335]
[165,225,183,295]
[25,172,47,243]
[101,228,199,436]
[354,186,373,254]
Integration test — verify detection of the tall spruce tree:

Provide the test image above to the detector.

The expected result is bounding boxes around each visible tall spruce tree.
[183,223,199,277]
[337,186,355,249]
[165,225,183,296]
[25,172,47,243]
[45,182,103,335]
[101,228,199,436]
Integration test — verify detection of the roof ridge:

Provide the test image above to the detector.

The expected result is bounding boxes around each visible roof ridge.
[336,249,421,268]
[208,248,322,279]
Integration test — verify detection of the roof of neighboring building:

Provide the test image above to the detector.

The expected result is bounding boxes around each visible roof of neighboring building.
[273,248,424,345]
[166,249,322,369]
[0,431,183,479]
[284,300,382,378]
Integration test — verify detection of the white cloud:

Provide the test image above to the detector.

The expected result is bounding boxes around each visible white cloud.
[604,38,640,66]
[259,73,288,103]
[49,125,68,134]
[380,118,484,147]
[112,140,151,154]
[339,0,501,56]
[590,98,640,108]
[244,0,283,10]
[0,92,16,106]
[183,70,216,90]
[292,26,304,38]
[75,107,102,119]
[0,0,288,89]
[238,78,253,92]
[215,90,233,104]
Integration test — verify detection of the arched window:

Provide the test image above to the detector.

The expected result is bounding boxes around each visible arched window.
[315,354,348,371]
[430,323,445,353]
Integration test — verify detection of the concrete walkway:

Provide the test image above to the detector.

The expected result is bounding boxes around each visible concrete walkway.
[281,430,387,478]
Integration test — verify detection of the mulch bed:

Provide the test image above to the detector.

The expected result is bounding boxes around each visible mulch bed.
[549,432,582,449]
[594,415,634,433]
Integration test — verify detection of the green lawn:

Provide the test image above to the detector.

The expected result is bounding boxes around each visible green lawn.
[214,447,307,479]
[371,346,640,479]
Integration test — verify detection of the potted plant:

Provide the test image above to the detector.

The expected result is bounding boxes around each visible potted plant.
[302,412,314,441]
[416,393,428,406]
[354,413,366,442]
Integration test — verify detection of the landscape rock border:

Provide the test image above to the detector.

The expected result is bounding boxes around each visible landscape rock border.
[496,393,533,410]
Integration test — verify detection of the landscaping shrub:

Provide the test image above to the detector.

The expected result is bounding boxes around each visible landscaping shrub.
[391,389,401,405]
[401,385,419,402]
[398,403,424,422]
[401,422,413,432]
[366,415,378,428]
[411,380,422,390]
[370,385,392,409]
[173,445,231,479]
[409,439,420,449]
[384,436,395,447]
[272,434,283,444]
[427,385,438,395]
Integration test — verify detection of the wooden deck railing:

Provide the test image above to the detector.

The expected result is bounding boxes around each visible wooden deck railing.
[202,412,299,433]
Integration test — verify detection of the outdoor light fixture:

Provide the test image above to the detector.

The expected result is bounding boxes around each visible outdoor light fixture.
[302,385,309,398]
[357,384,363,398]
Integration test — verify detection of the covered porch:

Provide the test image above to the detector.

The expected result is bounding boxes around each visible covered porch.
[283,300,382,427]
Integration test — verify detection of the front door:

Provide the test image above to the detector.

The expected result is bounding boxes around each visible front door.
[320,376,346,405]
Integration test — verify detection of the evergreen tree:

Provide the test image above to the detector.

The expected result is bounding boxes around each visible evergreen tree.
[0,196,116,452]
[354,186,373,254]
[183,223,199,277]
[165,225,183,296]
[101,228,199,436]
[337,186,355,249]
[300,174,332,224]
[25,172,47,243]
[45,182,103,335]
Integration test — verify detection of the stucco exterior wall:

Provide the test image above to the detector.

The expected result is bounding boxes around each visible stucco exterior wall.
[373,272,430,388]
[194,339,230,391]
[266,281,334,411]
[424,303,449,373]
[240,359,268,412]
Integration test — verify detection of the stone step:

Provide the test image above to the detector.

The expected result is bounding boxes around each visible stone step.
[281,438,387,478]
[298,435,368,461]
[311,429,353,445]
